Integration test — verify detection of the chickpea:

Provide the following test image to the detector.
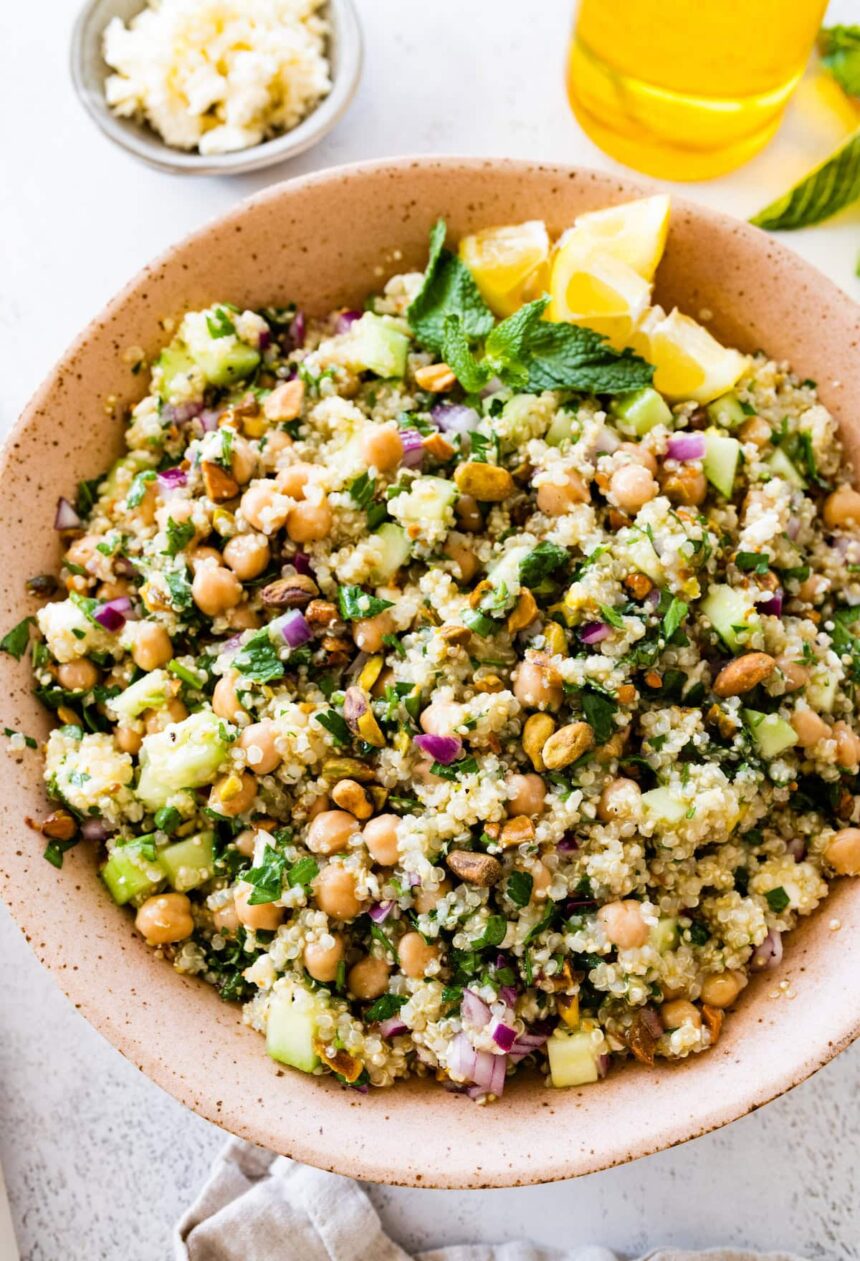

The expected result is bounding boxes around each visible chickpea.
[825,828,860,876]
[261,429,293,467]
[57,658,99,692]
[230,437,257,485]
[700,971,745,1008]
[455,494,483,532]
[361,425,403,472]
[144,698,188,733]
[506,772,546,817]
[234,880,283,931]
[597,899,649,949]
[536,469,590,516]
[398,931,440,979]
[223,532,270,580]
[824,485,860,529]
[798,573,827,604]
[209,771,257,817]
[353,610,396,653]
[348,954,390,999]
[307,793,331,821]
[212,900,240,936]
[286,499,332,543]
[739,416,772,447]
[833,721,860,769]
[188,546,223,573]
[660,999,702,1030]
[512,658,562,710]
[363,813,400,866]
[307,809,360,855]
[618,442,657,475]
[192,565,242,616]
[776,654,809,692]
[241,482,289,533]
[132,622,173,672]
[597,777,642,823]
[115,727,142,755]
[275,462,317,499]
[443,535,480,583]
[135,893,194,945]
[304,934,345,983]
[234,828,257,858]
[413,878,450,914]
[65,534,99,570]
[238,720,281,775]
[314,865,362,920]
[791,709,829,749]
[661,465,707,507]
[609,464,657,515]
[212,670,247,722]
[420,698,463,737]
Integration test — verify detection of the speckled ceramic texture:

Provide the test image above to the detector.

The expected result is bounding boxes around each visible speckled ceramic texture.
[1,158,859,1190]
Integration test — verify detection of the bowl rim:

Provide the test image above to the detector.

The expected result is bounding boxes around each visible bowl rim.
[3,156,860,1188]
[69,0,363,175]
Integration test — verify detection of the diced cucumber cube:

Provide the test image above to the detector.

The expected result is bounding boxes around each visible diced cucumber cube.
[137,710,232,810]
[107,669,170,722]
[349,314,409,378]
[101,837,163,906]
[158,831,216,893]
[706,393,746,430]
[610,387,672,437]
[624,530,665,585]
[701,583,760,651]
[743,709,798,759]
[547,1030,600,1087]
[367,523,411,584]
[155,346,197,401]
[650,916,679,953]
[703,429,740,498]
[266,987,323,1073]
[194,340,261,388]
[546,411,576,447]
[768,447,807,490]
[641,786,687,828]
[807,672,837,713]
[395,476,457,524]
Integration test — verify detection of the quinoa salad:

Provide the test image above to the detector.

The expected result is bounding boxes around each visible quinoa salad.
[8,196,860,1100]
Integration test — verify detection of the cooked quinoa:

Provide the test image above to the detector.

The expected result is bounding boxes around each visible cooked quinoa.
[12,211,860,1100]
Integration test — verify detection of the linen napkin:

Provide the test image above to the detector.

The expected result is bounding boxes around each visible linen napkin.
[175,1138,805,1261]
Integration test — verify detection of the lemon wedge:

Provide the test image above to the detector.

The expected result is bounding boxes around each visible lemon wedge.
[557,195,671,281]
[635,307,751,404]
[548,245,651,349]
[459,220,550,317]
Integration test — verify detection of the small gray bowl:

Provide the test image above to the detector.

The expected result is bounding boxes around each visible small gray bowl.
[70,0,362,175]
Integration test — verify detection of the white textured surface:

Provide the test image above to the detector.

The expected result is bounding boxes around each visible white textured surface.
[1,0,860,1258]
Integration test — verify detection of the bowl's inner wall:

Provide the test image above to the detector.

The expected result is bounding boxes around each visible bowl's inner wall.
[1,160,859,1188]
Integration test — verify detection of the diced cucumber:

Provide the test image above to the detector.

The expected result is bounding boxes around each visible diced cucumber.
[807,671,837,713]
[624,530,665,585]
[743,709,798,759]
[348,313,409,378]
[266,987,323,1073]
[194,340,261,388]
[706,393,746,430]
[641,786,687,828]
[546,411,576,447]
[488,544,532,592]
[768,447,807,490]
[703,429,740,498]
[137,710,232,810]
[158,831,216,893]
[367,522,411,584]
[155,346,197,401]
[395,476,457,524]
[610,387,672,437]
[547,1030,600,1087]
[101,837,163,906]
[701,583,760,651]
[107,669,170,722]
[650,916,679,953]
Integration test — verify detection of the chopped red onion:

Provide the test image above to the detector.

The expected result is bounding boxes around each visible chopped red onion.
[405,872,421,888]
[755,589,783,617]
[499,984,518,1008]
[81,818,110,842]
[645,587,661,608]
[378,1015,407,1038]
[368,901,393,924]
[466,1050,507,1097]
[786,837,806,861]
[291,311,306,348]
[666,432,706,461]
[786,516,801,541]
[508,1031,548,1064]
[54,498,82,531]
[752,928,783,971]
[198,409,220,432]
[597,1053,610,1079]
[579,621,611,644]
[448,1031,477,1080]
[490,1019,517,1052]
[479,377,504,398]
[157,466,187,491]
[399,429,426,468]
[557,836,578,852]
[280,610,312,648]
[430,403,480,435]
[258,329,272,352]
[94,597,132,632]
[461,989,491,1028]
[292,552,314,577]
[335,309,362,335]
[162,401,204,425]
[413,733,462,764]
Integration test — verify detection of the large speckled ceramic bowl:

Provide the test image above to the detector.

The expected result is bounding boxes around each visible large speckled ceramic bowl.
[2,159,859,1189]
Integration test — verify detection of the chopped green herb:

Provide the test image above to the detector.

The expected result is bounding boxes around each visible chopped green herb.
[430,755,479,779]
[519,541,569,588]
[126,470,156,509]
[365,993,407,1023]
[506,870,533,907]
[473,914,507,950]
[662,597,689,641]
[580,687,617,745]
[314,709,351,746]
[0,617,34,661]
[244,846,286,904]
[765,886,790,914]
[337,585,394,621]
[735,551,771,574]
[233,631,285,684]
[288,856,319,889]
[206,306,237,338]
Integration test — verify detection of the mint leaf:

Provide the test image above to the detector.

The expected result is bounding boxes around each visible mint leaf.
[483,298,548,388]
[441,315,491,392]
[598,603,626,630]
[245,847,286,904]
[0,616,34,661]
[519,541,570,588]
[407,219,494,354]
[365,993,407,1022]
[580,687,617,745]
[233,630,285,683]
[750,130,860,230]
[338,585,394,620]
[506,870,533,908]
[126,470,156,508]
[662,596,689,640]
[520,319,654,393]
[820,25,860,97]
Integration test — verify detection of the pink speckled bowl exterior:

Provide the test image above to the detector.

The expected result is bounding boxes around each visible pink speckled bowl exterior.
[1,159,859,1189]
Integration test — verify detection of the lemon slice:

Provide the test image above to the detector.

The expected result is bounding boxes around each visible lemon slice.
[558,195,671,281]
[637,307,751,404]
[548,245,651,349]
[459,220,551,317]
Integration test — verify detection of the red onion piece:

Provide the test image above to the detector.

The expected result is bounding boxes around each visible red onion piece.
[291,311,306,348]
[752,928,783,971]
[413,733,462,764]
[157,466,187,491]
[557,836,578,852]
[378,1015,407,1038]
[81,818,110,842]
[461,989,491,1028]
[291,552,314,577]
[448,1031,478,1080]
[597,1053,610,1079]
[645,587,661,609]
[198,409,220,433]
[430,404,480,435]
[508,1031,548,1064]
[579,621,611,645]
[786,837,806,861]
[399,429,426,468]
[666,432,706,461]
[280,610,312,648]
[55,498,82,531]
[499,984,518,1008]
[786,516,801,541]
[490,1019,517,1052]
[94,597,132,632]
[162,401,203,426]
[368,901,393,924]
[755,589,783,617]
[335,309,362,335]
[479,377,504,398]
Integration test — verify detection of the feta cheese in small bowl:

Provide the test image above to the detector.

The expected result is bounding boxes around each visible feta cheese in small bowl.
[71,0,362,174]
